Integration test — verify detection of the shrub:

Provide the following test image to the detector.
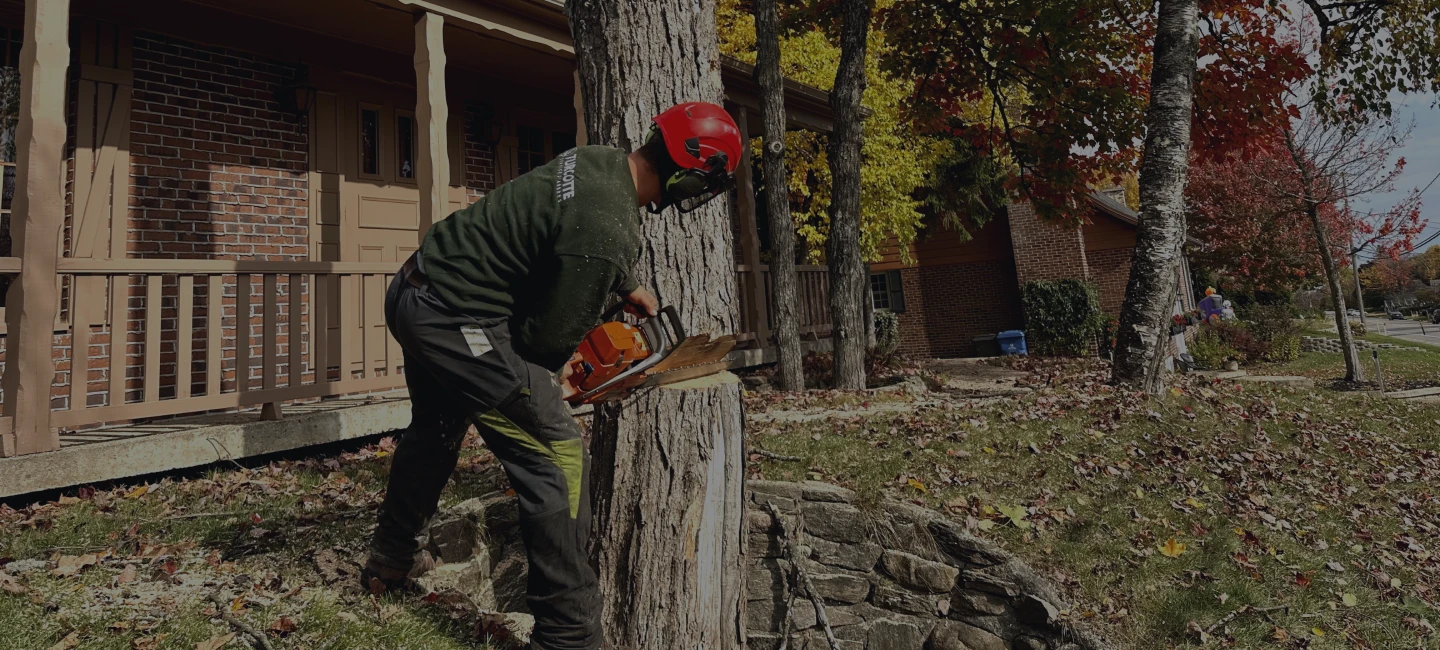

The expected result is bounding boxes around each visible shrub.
[1264,335,1301,363]
[1207,321,1269,364]
[1349,320,1368,338]
[1098,313,1119,358]
[1188,327,1240,370]
[874,310,901,358]
[1020,279,1103,357]
[1242,304,1302,363]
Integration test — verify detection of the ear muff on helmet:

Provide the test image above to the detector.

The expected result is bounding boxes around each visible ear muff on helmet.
[644,128,735,214]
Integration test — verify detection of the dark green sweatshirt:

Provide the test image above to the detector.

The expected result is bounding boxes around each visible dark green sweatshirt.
[419,146,642,371]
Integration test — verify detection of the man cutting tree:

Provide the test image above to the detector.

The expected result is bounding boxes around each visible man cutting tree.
[363,102,742,650]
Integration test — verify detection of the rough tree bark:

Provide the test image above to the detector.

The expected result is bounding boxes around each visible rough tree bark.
[566,2,746,648]
[1111,0,1199,393]
[827,0,872,390]
[754,0,805,392]
[1307,201,1365,381]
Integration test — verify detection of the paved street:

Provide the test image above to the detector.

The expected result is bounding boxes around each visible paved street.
[1365,316,1440,347]
[1328,311,1440,347]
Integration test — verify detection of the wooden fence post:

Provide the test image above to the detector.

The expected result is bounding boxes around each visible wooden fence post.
[413,10,448,240]
[1,0,70,457]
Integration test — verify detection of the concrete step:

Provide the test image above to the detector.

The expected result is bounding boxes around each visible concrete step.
[1385,386,1440,400]
[1237,375,1316,388]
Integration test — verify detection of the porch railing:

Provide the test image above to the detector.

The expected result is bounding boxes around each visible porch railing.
[47,259,405,431]
[735,263,832,346]
[0,257,834,454]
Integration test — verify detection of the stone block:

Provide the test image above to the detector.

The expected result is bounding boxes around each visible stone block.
[880,549,960,593]
[753,492,798,513]
[800,481,856,503]
[949,590,1010,616]
[490,542,530,613]
[748,597,785,632]
[749,510,778,533]
[749,559,786,602]
[867,619,926,650]
[872,580,940,617]
[809,572,871,604]
[746,632,781,650]
[929,620,1008,650]
[1016,595,1060,628]
[427,514,481,564]
[807,536,883,571]
[749,480,806,501]
[750,530,784,558]
[960,572,1021,598]
[1014,636,1049,650]
[819,603,866,627]
[415,560,497,610]
[929,519,1007,567]
[801,502,872,544]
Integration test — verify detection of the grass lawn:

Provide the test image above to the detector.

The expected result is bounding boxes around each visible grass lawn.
[1265,319,1440,389]
[747,358,1440,649]
[0,436,508,650]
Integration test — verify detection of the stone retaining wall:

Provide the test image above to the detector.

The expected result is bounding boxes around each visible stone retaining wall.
[745,481,1106,650]
[415,480,1109,650]
[1300,336,1422,354]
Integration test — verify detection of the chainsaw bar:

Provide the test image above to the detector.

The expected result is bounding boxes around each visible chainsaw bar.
[584,333,737,402]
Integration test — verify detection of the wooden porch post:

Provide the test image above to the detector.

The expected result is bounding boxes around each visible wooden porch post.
[413,10,449,240]
[1,0,70,457]
[731,107,770,347]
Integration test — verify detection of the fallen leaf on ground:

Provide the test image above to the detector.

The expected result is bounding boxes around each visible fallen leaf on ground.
[267,616,297,636]
[907,478,927,493]
[116,564,138,584]
[47,632,80,650]
[124,485,149,499]
[194,633,235,650]
[52,554,98,578]
[1159,538,1187,558]
[132,635,167,650]
[996,505,1031,529]
[0,572,25,595]
[1342,593,1358,607]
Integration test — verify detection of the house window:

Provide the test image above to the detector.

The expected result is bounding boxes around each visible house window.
[516,124,546,174]
[552,131,576,157]
[360,107,380,177]
[870,270,906,313]
[397,114,415,180]
[0,26,22,308]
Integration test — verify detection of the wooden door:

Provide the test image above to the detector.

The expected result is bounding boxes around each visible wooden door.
[308,78,466,379]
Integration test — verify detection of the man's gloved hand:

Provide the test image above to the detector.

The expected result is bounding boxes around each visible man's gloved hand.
[624,286,659,317]
[558,352,583,401]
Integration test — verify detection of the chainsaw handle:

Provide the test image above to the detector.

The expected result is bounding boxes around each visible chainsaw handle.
[658,305,686,342]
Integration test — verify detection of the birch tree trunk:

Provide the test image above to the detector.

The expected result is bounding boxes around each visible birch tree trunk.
[1111,0,1199,393]
[754,0,805,392]
[566,2,746,648]
[827,0,872,390]
[1309,202,1365,381]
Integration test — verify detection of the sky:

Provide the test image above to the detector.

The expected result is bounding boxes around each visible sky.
[1353,92,1440,264]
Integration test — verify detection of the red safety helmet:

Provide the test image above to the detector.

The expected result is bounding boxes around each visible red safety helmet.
[648,102,743,213]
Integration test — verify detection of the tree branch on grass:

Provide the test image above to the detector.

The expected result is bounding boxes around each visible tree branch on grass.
[206,592,275,650]
[767,502,840,650]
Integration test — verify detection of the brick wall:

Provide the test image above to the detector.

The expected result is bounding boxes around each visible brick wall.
[1086,246,1134,317]
[129,32,308,261]
[892,260,1024,358]
[1006,201,1088,285]
[462,102,497,203]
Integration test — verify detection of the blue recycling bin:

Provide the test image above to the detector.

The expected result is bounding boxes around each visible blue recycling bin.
[997,330,1027,355]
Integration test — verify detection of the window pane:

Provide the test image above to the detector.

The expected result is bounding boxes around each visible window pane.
[870,273,890,310]
[517,125,545,174]
[552,131,576,157]
[360,109,379,176]
[397,115,414,180]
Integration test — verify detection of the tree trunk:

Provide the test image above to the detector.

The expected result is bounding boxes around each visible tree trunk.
[567,2,745,648]
[754,0,805,392]
[1111,0,1199,393]
[827,0,872,390]
[1310,202,1365,381]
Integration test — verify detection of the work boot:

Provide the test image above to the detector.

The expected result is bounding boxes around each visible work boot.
[360,550,435,596]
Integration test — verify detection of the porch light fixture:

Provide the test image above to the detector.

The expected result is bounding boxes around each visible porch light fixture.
[277,64,318,125]
[473,101,505,146]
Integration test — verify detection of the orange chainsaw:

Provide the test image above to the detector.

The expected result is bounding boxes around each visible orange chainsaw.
[563,304,736,404]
